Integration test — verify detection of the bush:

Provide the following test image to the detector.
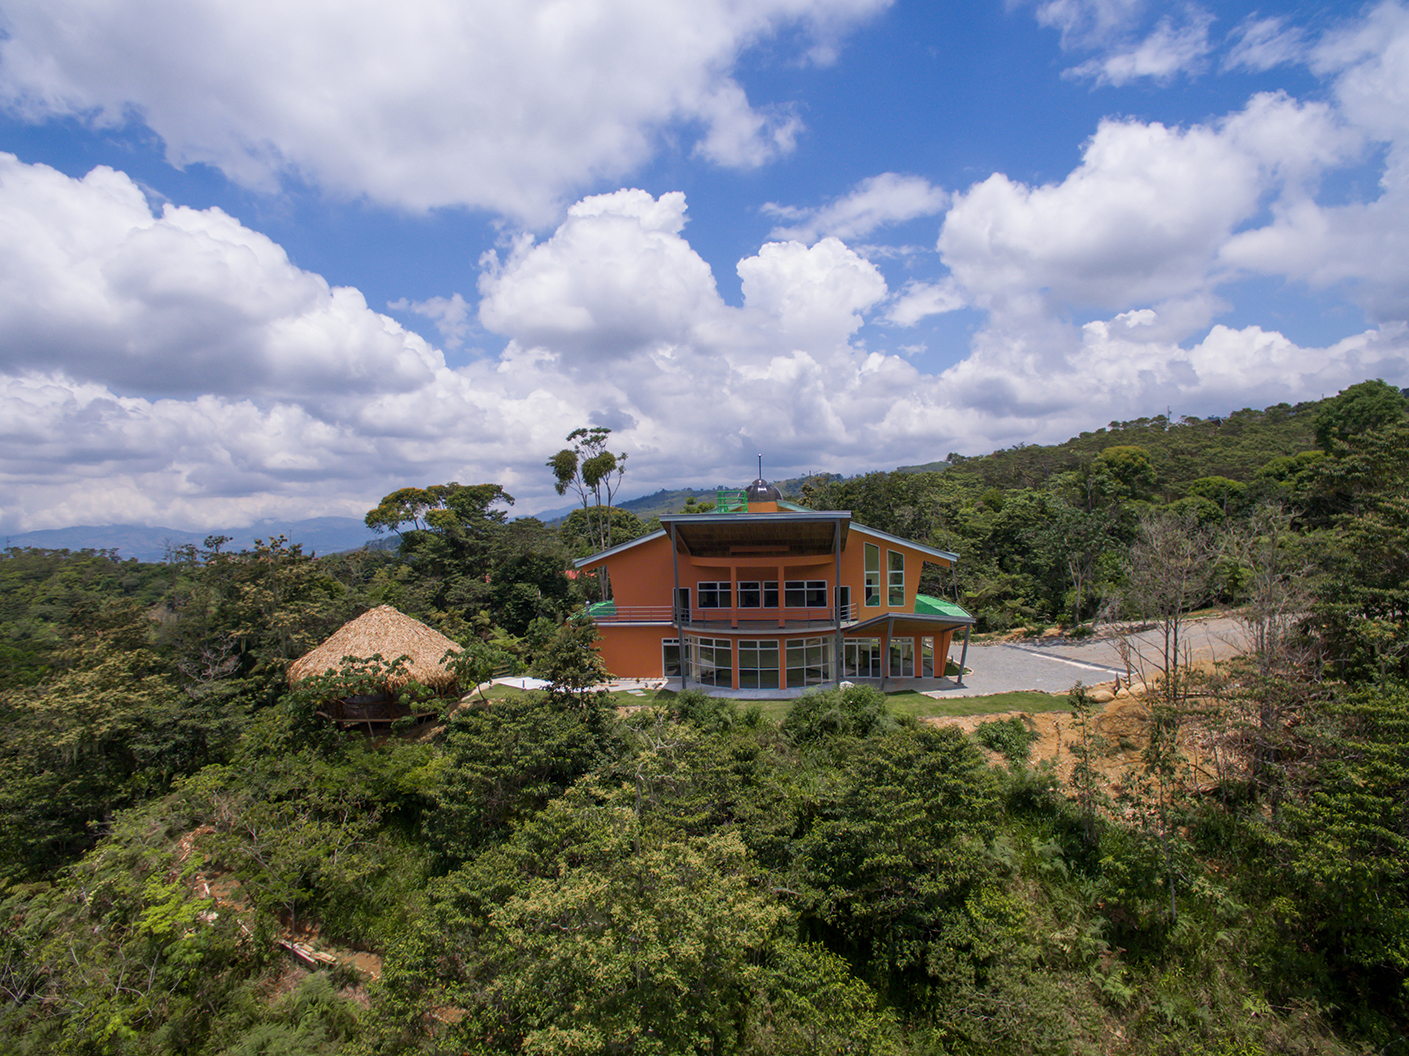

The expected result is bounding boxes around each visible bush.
[782,684,889,743]
[972,716,1039,766]
[660,688,738,733]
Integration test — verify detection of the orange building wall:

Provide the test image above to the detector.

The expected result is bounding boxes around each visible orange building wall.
[581,515,958,681]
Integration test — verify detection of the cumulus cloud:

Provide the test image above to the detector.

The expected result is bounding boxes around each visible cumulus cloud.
[0,0,889,221]
[764,173,948,243]
[938,92,1361,323]
[7,0,1409,536]
[0,155,441,401]
[388,294,473,350]
[885,279,966,326]
[1,158,1402,536]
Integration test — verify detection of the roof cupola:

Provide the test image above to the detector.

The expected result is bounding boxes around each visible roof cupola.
[744,454,782,503]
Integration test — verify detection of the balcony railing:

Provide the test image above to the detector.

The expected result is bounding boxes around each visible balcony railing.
[589,602,859,626]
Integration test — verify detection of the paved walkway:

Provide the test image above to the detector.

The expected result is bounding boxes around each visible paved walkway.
[589,616,1256,701]
[933,616,1252,698]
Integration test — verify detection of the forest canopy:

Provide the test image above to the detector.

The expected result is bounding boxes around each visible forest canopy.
[1,380,1407,1054]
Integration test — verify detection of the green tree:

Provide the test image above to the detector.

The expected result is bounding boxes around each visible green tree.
[548,427,627,555]
[363,482,515,617]
[379,789,795,1055]
[531,615,610,709]
[1313,378,1407,453]
[1095,444,1158,502]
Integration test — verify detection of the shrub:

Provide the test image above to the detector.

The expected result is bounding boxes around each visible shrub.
[972,715,1039,766]
[782,684,889,743]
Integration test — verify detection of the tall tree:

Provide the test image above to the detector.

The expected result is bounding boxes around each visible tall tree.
[548,427,626,599]
[364,482,515,616]
[547,427,627,556]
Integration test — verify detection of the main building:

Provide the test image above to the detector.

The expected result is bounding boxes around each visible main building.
[574,477,974,694]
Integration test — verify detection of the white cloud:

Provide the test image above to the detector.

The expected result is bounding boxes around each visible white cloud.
[1,163,1400,536]
[1224,15,1306,72]
[388,294,472,350]
[938,92,1360,323]
[10,0,1409,546]
[0,0,889,221]
[1033,0,1146,50]
[1313,0,1409,179]
[885,279,966,326]
[764,173,948,243]
[0,154,440,401]
[1065,9,1214,85]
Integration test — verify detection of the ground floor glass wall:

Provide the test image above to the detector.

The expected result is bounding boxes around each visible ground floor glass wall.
[786,636,833,688]
[737,640,780,689]
[686,635,732,687]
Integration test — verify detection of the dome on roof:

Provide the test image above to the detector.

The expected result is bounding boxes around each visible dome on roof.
[745,477,782,502]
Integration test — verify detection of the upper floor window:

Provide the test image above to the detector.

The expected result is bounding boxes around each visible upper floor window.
[697,581,731,608]
[888,550,905,607]
[864,543,881,607]
[784,580,828,608]
[737,581,779,608]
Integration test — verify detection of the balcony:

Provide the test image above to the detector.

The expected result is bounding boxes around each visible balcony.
[586,600,858,630]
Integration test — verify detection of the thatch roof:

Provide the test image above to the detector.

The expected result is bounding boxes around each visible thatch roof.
[288,605,462,692]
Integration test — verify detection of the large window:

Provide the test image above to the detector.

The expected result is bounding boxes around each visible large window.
[697,582,731,608]
[887,550,905,607]
[688,636,732,687]
[864,543,881,607]
[784,580,828,608]
[737,581,779,608]
[889,637,915,677]
[786,636,832,687]
[737,640,780,689]
[844,638,882,678]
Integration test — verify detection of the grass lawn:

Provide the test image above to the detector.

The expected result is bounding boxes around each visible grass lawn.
[605,686,1069,724]
[465,680,1070,727]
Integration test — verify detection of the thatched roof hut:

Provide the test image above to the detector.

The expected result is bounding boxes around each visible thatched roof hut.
[289,605,462,728]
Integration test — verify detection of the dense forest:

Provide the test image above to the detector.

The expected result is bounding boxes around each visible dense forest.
[1,380,1407,1054]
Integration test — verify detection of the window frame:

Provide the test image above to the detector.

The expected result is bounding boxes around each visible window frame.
[697,581,732,609]
[736,581,779,608]
[864,543,881,607]
[737,639,780,689]
[784,579,828,608]
[887,550,905,607]
[786,636,833,687]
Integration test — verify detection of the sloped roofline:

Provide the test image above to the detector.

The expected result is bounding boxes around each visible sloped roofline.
[573,529,667,569]
[849,522,959,564]
[571,512,960,567]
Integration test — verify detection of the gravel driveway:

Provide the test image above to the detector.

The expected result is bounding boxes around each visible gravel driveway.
[939,616,1253,698]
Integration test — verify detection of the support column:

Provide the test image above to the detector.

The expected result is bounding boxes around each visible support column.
[957,625,971,687]
[833,519,843,687]
[672,524,686,689]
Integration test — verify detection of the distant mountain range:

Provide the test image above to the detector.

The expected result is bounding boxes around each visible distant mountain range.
[3,470,931,562]
[2,517,381,563]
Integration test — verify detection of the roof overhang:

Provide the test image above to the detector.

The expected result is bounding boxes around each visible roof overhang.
[658,511,851,558]
[572,529,667,569]
[849,523,959,565]
[850,611,975,636]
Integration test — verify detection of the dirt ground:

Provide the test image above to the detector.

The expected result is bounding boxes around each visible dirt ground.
[925,679,1226,792]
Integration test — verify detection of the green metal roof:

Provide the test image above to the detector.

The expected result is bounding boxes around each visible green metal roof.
[586,600,616,617]
[913,593,972,620]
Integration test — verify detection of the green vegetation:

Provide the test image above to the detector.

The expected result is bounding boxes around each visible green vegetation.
[1,380,1407,1053]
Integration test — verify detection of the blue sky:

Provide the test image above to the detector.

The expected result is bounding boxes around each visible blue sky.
[0,0,1404,531]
